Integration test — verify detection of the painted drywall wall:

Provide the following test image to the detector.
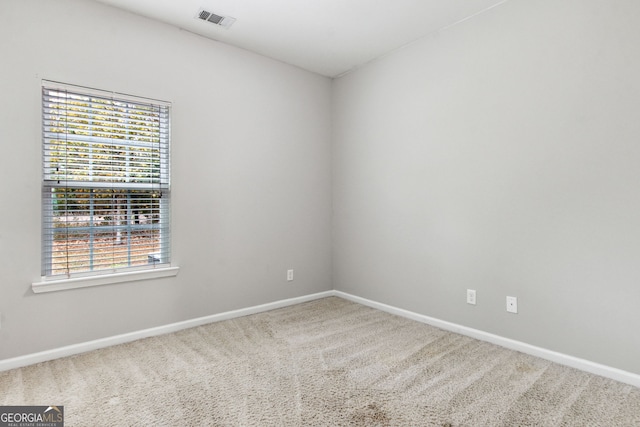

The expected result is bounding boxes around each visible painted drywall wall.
[0,0,332,359]
[332,0,640,374]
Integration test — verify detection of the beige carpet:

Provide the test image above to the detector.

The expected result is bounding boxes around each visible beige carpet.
[1,297,639,426]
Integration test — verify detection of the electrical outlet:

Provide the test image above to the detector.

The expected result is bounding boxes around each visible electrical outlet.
[506,296,518,313]
[466,289,476,305]
[287,269,294,281]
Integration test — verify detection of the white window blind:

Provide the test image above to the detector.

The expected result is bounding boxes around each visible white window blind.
[41,81,171,279]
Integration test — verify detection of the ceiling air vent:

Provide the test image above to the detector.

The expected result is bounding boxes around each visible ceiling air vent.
[196,9,236,29]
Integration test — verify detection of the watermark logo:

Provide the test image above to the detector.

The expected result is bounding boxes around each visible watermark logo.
[0,406,63,427]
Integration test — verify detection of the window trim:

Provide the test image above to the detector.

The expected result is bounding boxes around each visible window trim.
[32,266,179,293]
[38,80,175,289]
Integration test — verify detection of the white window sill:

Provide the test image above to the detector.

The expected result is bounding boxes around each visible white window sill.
[32,266,180,294]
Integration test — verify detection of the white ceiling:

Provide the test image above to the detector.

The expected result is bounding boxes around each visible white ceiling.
[93,0,509,77]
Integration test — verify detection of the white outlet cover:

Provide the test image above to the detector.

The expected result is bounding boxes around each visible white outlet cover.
[466,289,476,305]
[506,296,518,313]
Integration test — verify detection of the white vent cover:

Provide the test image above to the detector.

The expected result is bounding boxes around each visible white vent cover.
[196,9,236,28]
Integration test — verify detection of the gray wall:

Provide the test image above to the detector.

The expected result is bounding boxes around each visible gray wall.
[332,0,640,374]
[0,0,332,359]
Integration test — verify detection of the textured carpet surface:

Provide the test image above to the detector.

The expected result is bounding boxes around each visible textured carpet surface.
[1,297,639,426]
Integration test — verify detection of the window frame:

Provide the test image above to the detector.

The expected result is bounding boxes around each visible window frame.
[33,81,178,293]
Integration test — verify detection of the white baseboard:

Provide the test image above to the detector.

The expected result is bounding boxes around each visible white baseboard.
[0,290,334,372]
[334,291,640,389]
[3,289,639,389]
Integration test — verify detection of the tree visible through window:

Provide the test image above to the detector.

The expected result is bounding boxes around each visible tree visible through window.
[42,81,170,278]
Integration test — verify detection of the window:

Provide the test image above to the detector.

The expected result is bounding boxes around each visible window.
[39,81,172,285]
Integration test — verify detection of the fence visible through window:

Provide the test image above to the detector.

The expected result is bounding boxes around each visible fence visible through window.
[50,188,165,275]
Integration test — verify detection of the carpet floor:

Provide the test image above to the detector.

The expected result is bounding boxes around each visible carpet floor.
[1,297,639,426]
